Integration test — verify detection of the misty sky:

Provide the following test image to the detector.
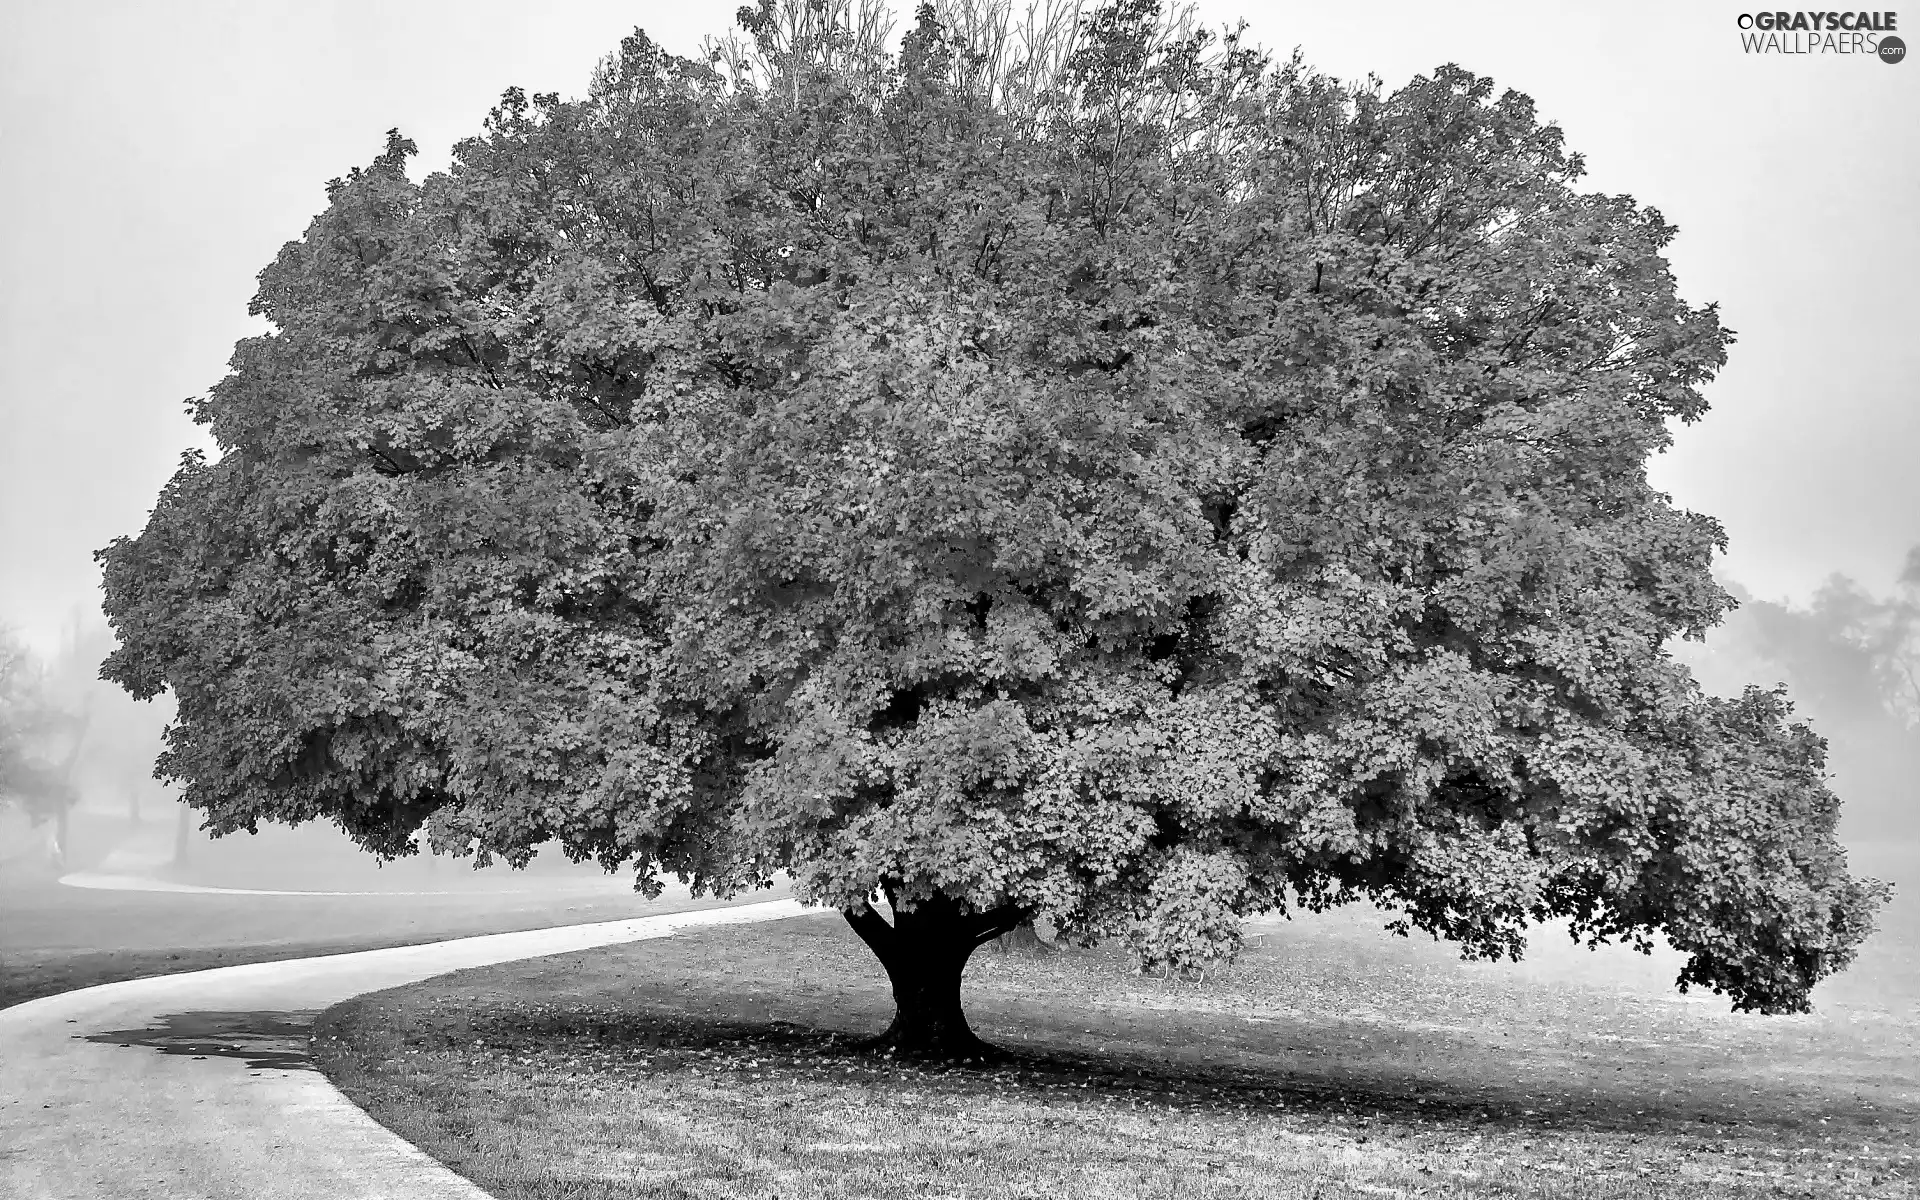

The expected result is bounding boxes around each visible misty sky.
[2,0,1915,658]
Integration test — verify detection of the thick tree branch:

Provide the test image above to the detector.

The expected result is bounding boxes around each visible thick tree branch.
[842,899,898,963]
[968,905,1028,947]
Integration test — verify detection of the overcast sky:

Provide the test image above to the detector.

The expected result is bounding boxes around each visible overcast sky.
[2,1,1915,658]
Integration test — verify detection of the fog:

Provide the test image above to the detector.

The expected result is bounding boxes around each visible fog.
[1676,560,1920,848]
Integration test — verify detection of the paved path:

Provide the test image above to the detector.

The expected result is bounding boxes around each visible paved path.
[0,898,811,1199]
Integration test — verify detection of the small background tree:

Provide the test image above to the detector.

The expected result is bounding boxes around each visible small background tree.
[1678,549,1920,845]
[0,629,86,868]
[99,0,1887,1057]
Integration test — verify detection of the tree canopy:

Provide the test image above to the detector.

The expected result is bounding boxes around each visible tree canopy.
[99,0,1888,1050]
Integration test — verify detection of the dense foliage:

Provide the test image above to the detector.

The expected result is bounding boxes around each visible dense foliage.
[100,0,1886,1033]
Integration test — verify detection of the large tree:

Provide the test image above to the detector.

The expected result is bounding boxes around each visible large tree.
[99,0,1888,1056]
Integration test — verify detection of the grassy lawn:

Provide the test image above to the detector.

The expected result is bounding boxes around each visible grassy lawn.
[1,809,784,1010]
[315,868,1920,1200]
[0,869,764,1010]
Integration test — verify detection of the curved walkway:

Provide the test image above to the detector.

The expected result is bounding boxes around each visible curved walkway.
[0,898,810,1199]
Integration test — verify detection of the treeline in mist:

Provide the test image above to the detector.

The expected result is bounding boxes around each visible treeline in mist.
[1678,548,1920,844]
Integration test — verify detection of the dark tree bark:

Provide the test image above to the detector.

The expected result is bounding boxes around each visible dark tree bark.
[842,886,1024,1060]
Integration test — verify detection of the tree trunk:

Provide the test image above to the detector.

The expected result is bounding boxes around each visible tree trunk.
[52,803,69,872]
[843,888,1024,1061]
[50,706,87,872]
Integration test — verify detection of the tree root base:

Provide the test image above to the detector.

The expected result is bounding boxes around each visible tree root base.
[856,1030,1008,1065]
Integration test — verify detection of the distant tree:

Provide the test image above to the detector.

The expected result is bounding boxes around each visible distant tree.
[1840,549,1920,726]
[1754,571,1919,726]
[1680,556,1920,840]
[2,614,163,868]
[43,615,163,813]
[99,0,1887,1056]
[0,630,84,854]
